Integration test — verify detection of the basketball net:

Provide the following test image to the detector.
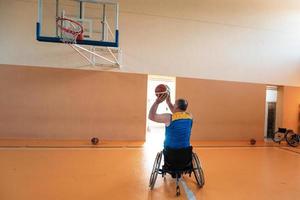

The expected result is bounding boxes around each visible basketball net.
[56,17,83,44]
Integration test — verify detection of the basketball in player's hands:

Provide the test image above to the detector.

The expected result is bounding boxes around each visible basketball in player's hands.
[155,84,169,102]
[155,84,168,97]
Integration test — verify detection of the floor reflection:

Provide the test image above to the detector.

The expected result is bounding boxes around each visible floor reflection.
[143,126,165,172]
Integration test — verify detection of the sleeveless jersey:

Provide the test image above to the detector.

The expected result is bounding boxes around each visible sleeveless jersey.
[164,112,193,149]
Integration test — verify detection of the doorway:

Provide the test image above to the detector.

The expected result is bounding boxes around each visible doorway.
[145,75,176,148]
[265,86,278,139]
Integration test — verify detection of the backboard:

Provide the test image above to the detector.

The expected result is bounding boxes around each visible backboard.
[36,0,119,47]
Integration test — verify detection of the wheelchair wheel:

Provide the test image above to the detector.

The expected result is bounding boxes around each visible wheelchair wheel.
[149,151,162,189]
[272,131,286,143]
[286,132,300,147]
[192,152,205,188]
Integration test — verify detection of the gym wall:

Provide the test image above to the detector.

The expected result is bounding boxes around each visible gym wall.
[282,86,300,133]
[0,64,299,141]
[1,0,300,86]
[176,77,266,140]
[0,64,147,140]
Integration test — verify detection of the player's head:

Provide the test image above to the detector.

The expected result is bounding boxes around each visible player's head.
[175,99,188,111]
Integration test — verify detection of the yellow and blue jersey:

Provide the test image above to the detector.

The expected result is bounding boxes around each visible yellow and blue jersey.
[164,112,193,149]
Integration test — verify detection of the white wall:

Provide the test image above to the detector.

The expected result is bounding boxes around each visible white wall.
[0,0,300,86]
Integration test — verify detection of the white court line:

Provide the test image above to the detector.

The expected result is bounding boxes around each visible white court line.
[181,179,197,200]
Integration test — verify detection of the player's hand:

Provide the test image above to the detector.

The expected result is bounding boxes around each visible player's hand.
[165,85,170,101]
[156,93,168,104]
[166,90,171,102]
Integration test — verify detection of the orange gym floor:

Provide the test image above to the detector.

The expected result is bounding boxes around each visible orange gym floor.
[0,140,300,200]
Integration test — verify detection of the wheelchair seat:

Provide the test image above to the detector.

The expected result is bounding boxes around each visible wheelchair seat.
[149,146,205,196]
[163,146,193,174]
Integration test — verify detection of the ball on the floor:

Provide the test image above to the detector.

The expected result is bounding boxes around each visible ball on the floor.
[91,137,99,145]
[250,138,256,145]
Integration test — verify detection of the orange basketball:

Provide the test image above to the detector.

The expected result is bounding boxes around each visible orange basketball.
[155,84,168,97]
[91,137,99,145]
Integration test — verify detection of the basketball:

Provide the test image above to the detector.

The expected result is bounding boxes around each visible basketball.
[155,84,168,97]
[250,139,256,145]
[91,137,99,145]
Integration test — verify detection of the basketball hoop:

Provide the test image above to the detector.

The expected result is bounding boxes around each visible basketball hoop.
[56,17,83,44]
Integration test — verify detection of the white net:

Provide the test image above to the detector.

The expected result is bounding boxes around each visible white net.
[57,18,83,44]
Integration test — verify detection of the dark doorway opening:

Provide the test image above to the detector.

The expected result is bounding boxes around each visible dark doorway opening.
[267,102,276,138]
[265,86,278,139]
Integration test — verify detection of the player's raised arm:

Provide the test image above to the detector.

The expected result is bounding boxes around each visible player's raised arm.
[148,93,171,125]
[166,92,175,113]
[148,84,171,125]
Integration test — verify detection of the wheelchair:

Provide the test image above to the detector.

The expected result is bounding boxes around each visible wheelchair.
[149,146,205,196]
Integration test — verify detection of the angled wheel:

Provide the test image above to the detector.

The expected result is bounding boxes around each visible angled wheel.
[286,132,300,147]
[149,151,163,189]
[192,152,205,188]
[272,131,286,143]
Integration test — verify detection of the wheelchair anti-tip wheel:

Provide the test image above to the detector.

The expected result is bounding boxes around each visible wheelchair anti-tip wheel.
[149,151,162,189]
[192,152,205,188]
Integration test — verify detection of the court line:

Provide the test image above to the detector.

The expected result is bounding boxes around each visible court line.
[0,145,277,149]
[278,147,300,155]
[0,146,144,150]
[181,179,197,200]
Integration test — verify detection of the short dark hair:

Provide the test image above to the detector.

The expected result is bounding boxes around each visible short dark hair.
[177,99,188,111]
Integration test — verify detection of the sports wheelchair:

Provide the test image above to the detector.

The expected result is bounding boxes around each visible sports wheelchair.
[149,146,205,196]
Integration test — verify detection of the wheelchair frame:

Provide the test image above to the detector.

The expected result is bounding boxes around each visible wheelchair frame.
[149,150,205,196]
